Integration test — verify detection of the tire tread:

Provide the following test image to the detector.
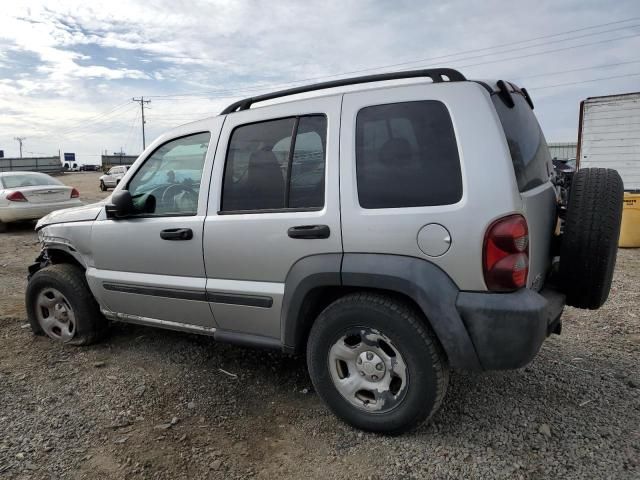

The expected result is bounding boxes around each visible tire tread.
[307,292,449,434]
[560,168,623,309]
[26,263,107,345]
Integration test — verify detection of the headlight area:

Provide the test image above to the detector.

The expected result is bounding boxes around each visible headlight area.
[27,249,50,279]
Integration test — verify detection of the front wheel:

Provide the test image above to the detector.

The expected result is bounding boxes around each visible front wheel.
[307,293,449,434]
[26,264,107,345]
[99,180,107,191]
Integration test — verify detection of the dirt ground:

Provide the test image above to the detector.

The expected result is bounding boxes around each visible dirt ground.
[0,172,638,479]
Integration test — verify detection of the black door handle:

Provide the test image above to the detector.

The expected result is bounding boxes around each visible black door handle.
[287,225,330,239]
[160,228,193,240]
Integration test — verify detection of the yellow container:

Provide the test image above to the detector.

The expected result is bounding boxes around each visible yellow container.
[619,192,640,248]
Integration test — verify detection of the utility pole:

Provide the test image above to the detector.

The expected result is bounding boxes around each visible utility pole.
[14,137,26,158]
[132,97,150,151]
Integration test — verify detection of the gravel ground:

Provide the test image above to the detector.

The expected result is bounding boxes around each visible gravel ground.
[1,172,638,479]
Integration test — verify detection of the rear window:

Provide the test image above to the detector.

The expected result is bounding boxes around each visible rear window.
[492,93,551,191]
[1,173,62,189]
[355,100,462,209]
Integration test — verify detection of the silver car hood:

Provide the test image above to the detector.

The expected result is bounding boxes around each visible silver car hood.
[36,201,106,230]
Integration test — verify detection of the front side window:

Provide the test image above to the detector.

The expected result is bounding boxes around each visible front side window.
[356,100,462,209]
[127,132,210,216]
[222,115,327,212]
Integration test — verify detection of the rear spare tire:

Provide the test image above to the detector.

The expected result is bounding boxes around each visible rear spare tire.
[559,168,623,309]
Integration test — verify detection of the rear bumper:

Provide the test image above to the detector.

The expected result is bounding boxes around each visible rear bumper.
[0,200,83,223]
[456,288,565,370]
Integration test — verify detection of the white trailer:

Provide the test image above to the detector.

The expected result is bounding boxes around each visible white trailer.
[577,92,640,191]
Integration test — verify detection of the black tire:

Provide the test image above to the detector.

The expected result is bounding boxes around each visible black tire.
[0,222,7,233]
[99,180,107,191]
[26,264,107,345]
[559,168,624,309]
[307,293,448,434]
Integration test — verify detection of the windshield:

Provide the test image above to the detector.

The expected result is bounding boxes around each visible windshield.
[1,173,63,189]
[492,92,552,192]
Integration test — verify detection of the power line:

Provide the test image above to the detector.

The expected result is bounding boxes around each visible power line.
[448,32,640,71]
[132,97,151,150]
[143,67,640,126]
[59,104,139,141]
[28,100,132,139]
[512,60,640,81]
[527,72,640,91]
[123,107,141,155]
[13,17,640,152]
[147,19,640,99]
[46,102,135,139]
[147,59,640,112]
[379,23,640,73]
[147,29,639,103]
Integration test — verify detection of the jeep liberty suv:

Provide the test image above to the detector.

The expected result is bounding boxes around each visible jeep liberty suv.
[27,69,623,434]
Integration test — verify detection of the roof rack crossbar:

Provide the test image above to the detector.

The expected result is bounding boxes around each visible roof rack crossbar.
[221,68,466,114]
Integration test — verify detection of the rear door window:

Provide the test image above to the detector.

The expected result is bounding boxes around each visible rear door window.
[221,115,327,212]
[355,100,462,209]
[492,93,552,191]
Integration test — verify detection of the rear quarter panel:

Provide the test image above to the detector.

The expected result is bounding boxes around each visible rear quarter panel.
[340,81,523,291]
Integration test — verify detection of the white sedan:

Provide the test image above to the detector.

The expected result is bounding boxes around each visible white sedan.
[0,172,83,232]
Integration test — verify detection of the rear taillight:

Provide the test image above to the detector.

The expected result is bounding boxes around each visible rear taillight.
[7,191,27,202]
[483,214,529,291]
[70,188,80,198]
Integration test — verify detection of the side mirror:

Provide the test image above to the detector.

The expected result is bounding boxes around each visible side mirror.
[105,190,134,219]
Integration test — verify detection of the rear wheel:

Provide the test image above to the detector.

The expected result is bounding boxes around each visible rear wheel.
[307,293,448,434]
[559,168,624,309]
[26,264,107,345]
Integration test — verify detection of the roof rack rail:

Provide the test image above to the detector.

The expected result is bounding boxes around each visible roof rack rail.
[221,68,466,114]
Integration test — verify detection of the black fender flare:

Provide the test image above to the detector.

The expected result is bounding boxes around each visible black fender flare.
[281,253,481,370]
[281,254,342,351]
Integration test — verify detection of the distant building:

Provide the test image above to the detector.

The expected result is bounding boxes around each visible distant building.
[0,156,63,174]
[101,153,139,168]
[548,142,577,161]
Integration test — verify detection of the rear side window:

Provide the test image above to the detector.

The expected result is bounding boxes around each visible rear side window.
[356,100,462,209]
[492,93,551,191]
[222,115,327,212]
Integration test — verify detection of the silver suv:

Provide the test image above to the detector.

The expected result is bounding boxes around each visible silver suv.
[26,69,624,434]
[99,165,130,191]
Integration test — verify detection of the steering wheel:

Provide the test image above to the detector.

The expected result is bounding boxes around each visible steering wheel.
[160,183,198,209]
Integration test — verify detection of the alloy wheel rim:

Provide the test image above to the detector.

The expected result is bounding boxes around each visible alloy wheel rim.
[328,328,408,413]
[35,288,76,342]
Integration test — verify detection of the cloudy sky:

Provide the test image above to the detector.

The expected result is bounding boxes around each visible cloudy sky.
[1,0,639,164]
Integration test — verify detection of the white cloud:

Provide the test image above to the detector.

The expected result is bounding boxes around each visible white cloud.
[0,0,639,161]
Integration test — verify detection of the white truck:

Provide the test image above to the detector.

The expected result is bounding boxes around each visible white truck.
[577,92,640,191]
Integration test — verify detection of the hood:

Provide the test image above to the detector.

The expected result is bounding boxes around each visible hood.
[36,200,107,230]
